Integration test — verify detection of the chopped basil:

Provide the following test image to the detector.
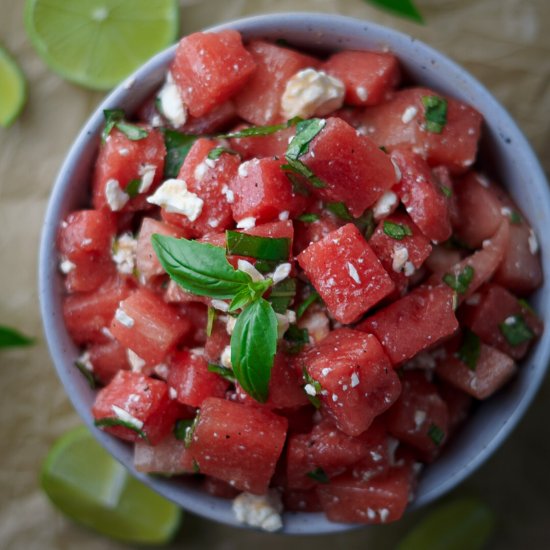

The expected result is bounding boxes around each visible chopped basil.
[302,367,322,408]
[174,418,194,441]
[509,210,522,225]
[0,325,34,348]
[427,423,445,446]
[184,412,201,448]
[94,417,149,443]
[207,146,239,161]
[518,298,535,315]
[365,0,424,23]
[125,178,141,198]
[226,231,290,261]
[440,185,452,198]
[229,280,272,312]
[282,158,327,189]
[206,306,216,337]
[499,315,535,347]
[306,467,329,484]
[253,259,280,274]
[457,329,481,371]
[358,209,375,240]
[297,213,320,223]
[326,201,354,221]
[296,291,321,320]
[102,109,148,142]
[268,278,296,314]
[287,172,311,196]
[74,361,96,389]
[192,459,200,474]
[383,220,413,240]
[286,118,326,160]
[207,363,236,383]
[422,95,448,133]
[217,117,302,139]
[443,265,474,295]
[162,129,198,178]
[285,325,310,355]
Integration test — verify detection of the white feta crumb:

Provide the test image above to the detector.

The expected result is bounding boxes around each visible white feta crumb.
[238,161,250,178]
[236,217,256,230]
[194,161,208,181]
[127,349,146,372]
[59,258,76,274]
[304,383,317,396]
[237,259,265,282]
[372,191,398,221]
[272,263,292,284]
[392,246,409,273]
[356,86,368,102]
[351,373,360,388]
[118,147,129,157]
[528,229,539,254]
[466,293,481,306]
[504,316,516,326]
[147,178,204,221]
[404,261,416,277]
[169,387,178,400]
[211,299,229,312]
[101,327,114,340]
[208,218,219,228]
[105,179,129,211]
[77,350,94,371]
[221,345,232,369]
[414,409,427,428]
[367,508,377,520]
[115,306,134,328]
[391,158,402,183]
[281,68,344,119]
[332,393,339,402]
[275,312,291,339]
[154,363,169,379]
[401,105,418,124]
[232,490,283,532]
[137,163,156,193]
[157,71,187,127]
[221,184,234,204]
[346,261,361,284]
[298,309,330,343]
[204,157,216,169]
[476,173,490,188]
[387,437,400,465]
[278,210,290,221]
[500,206,512,217]
[111,404,144,429]
[112,233,137,275]
[226,315,237,335]
[379,508,390,523]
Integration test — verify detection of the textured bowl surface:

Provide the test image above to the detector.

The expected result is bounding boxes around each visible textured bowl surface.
[39,13,550,534]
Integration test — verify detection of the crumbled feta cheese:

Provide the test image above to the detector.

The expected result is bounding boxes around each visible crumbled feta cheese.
[221,184,234,204]
[392,246,409,273]
[101,327,114,340]
[356,86,368,102]
[391,158,402,183]
[476,174,490,188]
[232,490,283,532]
[500,206,512,217]
[112,233,137,275]
[528,229,539,254]
[414,410,427,428]
[147,179,204,221]
[221,345,232,369]
[278,210,290,221]
[127,349,146,372]
[281,68,345,119]
[205,157,216,169]
[379,508,390,523]
[226,315,237,335]
[304,383,317,396]
[236,217,256,230]
[211,299,229,312]
[169,387,178,400]
[401,105,418,124]
[118,147,129,157]
[367,508,377,520]
[298,309,330,343]
[115,307,134,328]
[276,312,291,339]
[111,404,143,429]
[105,179,129,211]
[272,263,292,284]
[59,258,76,274]
[504,316,516,326]
[372,191,398,221]
[238,161,250,178]
[194,161,208,181]
[237,259,265,282]
[403,261,416,277]
[77,350,94,371]
[346,261,361,284]
[154,363,169,379]
[157,71,187,127]
[138,164,156,193]
[351,373,360,388]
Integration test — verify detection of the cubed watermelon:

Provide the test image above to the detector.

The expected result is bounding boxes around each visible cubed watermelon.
[88,339,130,385]
[202,476,240,499]
[63,253,115,294]
[134,434,192,474]
[229,125,295,160]
[282,489,322,512]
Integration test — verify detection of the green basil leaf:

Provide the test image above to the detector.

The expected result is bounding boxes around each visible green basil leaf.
[326,201,353,221]
[207,146,239,160]
[285,324,310,355]
[125,178,141,198]
[228,285,257,312]
[151,234,252,299]
[509,210,522,225]
[174,419,193,441]
[94,418,149,443]
[443,265,474,295]
[286,118,326,160]
[383,220,413,240]
[253,259,280,274]
[499,315,535,347]
[286,172,311,196]
[217,117,301,139]
[0,325,34,348]
[206,306,216,337]
[297,213,320,223]
[440,185,452,198]
[427,423,445,446]
[268,278,296,314]
[162,129,198,178]
[230,298,277,403]
[282,158,327,189]
[184,412,200,448]
[306,467,329,484]
[115,120,149,141]
[192,459,200,473]
[518,298,535,315]
[207,362,236,383]
[365,0,424,23]
[296,291,321,319]
[74,361,96,389]
[422,95,448,133]
[457,329,481,371]
[226,231,290,261]
[357,209,375,240]
[102,108,124,142]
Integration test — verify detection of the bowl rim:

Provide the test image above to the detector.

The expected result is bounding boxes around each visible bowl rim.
[39,11,550,535]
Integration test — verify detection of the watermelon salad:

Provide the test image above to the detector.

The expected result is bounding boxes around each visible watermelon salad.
[57,29,543,531]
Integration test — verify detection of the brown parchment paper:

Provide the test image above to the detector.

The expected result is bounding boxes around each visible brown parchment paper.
[1,0,549,548]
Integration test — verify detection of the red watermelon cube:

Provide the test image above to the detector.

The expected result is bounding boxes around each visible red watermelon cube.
[88,339,130,385]
[134,434,193,474]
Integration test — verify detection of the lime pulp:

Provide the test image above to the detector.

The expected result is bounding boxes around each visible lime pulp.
[0,46,27,127]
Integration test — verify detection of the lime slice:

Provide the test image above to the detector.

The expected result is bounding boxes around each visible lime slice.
[0,46,27,127]
[41,425,182,544]
[24,0,179,90]
[397,497,495,550]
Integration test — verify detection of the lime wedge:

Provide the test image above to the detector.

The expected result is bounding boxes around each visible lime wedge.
[397,497,495,550]
[0,46,26,127]
[24,0,179,90]
[41,426,182,544]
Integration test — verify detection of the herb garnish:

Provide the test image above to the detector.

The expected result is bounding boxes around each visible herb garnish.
[102,109,148,143]
[207,363,236,383]
[509,210,522,225]
[307,467,329,484]
[217,116,302,139]
[421,96,448,133]
[440,185,452,198]
[296,291,321,320]
[94,417,149,443]
[206,306,216,337]
[297,213,320,223]
[226,231,290,261]
[302,367,322,408]
[207,146,239,161]
[285,325,310,355]
[427,423,445,446]
[282,158,327,189]
[0,325,34,348]
[74,361,96,389]
[162,129,198,178]
[457,329,481,371]
[268,278,296,314]
[125,178,141,198]
[174,418,194,441]
[383,220,413,240]
[326,201,354,221]
[442,265,474,295]
[499,315,535,347]
[364,0,424,23]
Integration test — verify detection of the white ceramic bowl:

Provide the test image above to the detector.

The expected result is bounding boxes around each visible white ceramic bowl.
[39,13,550,534]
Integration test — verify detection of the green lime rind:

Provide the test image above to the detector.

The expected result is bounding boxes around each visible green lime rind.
[0,46,27,127]
[397,497,495,550]
[24,0,179,91]
[41,425,182,544]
